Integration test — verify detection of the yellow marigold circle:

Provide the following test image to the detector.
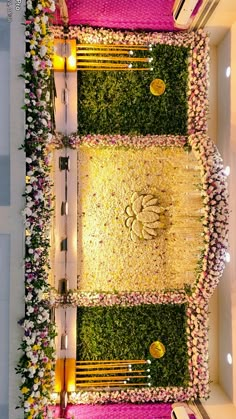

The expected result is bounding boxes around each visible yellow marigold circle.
[150,79,166,96]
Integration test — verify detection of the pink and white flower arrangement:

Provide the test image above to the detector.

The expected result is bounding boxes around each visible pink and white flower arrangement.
[49,288,187,308]
[189,134,229,299]
[69,385,203,405]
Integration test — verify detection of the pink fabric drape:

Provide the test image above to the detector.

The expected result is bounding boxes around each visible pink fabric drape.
[54,0,177,30]
[67,403,172,418]
[48,403,196,418]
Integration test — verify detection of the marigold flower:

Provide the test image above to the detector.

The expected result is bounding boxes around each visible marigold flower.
[21,386,29,394]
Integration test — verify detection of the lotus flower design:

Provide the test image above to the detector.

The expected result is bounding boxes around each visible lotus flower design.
[125,192,165,242]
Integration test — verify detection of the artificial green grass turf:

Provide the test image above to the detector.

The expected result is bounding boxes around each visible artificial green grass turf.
[77,44,189,136]
[77,304,189,387]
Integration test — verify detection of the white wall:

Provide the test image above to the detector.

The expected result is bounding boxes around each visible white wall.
[0,235,10,417]
[204,384,236,419]
[0,18,10,205]
[0,6,25,419]
[202,22,236,416]
[229,20,236,406]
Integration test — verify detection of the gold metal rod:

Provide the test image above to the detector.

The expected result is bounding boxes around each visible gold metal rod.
[76,364,128,372]
[77,62,129,67]
[77,56,149,62]
[76,360,148,364]
[76,375,148,381]
[76,365,131,370]
[77,50,131,55]
[76,369,130,375]
[76,381,127,387]
[77,44,149,50]
[76,369,146,375]
[76,382,149,387]
[76,377,129,381]
[77,68,151,71]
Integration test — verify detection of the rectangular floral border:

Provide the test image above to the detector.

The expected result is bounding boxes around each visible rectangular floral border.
[51,26,209,135]
[49,131,229,403]
[67,299,210,403]
[49,132,228,304]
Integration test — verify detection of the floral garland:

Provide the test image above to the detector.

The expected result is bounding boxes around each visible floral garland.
[67,298,210,403]
[69,385,202,405]
[16,1,57,418]
[68,133,187,148]
[188,134,229,300]
[49,288,187,308]
[51,27,209,135]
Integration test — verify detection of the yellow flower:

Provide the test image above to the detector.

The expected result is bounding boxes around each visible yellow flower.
[21,386,29,394]
[46,362,51,370]
[30,50,36,56]
[47,39,53,48]
[41,24,46,35]
[27,396,34,404]
[32,344,40,351]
